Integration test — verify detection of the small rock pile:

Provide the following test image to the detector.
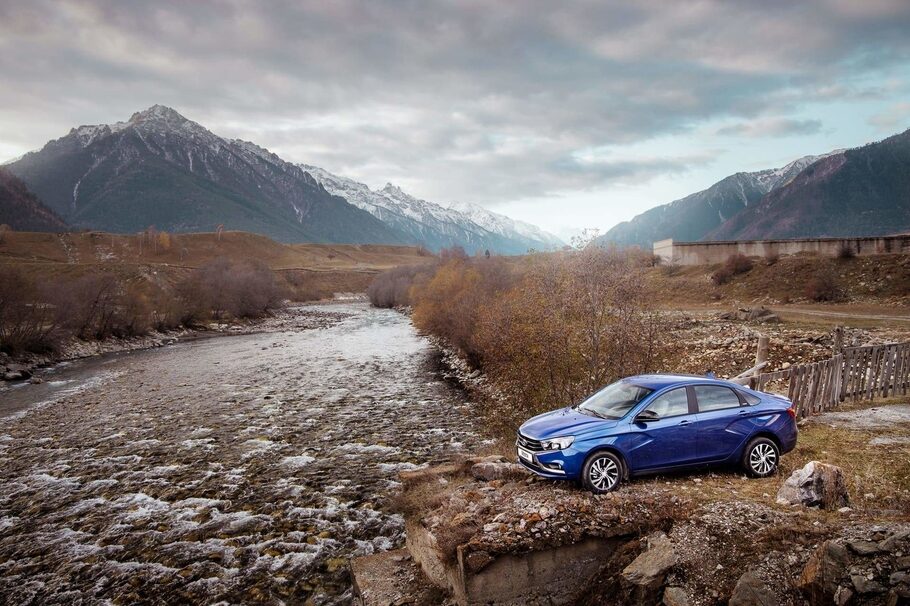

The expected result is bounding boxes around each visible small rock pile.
[798,526,910,605]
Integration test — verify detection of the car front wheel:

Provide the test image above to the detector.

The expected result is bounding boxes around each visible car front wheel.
[743,437,780,478]
[582,451,623,493]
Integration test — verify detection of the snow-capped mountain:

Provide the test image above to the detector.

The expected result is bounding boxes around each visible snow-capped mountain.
[447,201,564,250]
[5,105,409,244]
[594,151,847,250]
[301,164,563,254]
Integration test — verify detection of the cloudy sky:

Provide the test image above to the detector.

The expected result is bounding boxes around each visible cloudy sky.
[2,0,910,238]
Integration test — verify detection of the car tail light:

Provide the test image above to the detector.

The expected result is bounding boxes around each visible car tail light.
[786,405,796,420]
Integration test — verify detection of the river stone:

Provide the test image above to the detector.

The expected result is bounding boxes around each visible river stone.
[622,532,677,598]
[662,586,690,606]
[470,461,528,481]
[798,541,850,604]
[776,461,849,510]
[851,573,886,595]
[847,539,882,556]
[729,571,776,606]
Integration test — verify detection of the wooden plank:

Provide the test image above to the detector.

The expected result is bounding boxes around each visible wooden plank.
[787,365,799,403]
[800,364,812,416]
[883,347,896,398]
[806,362,820,417]
[822,360,833,411]
[900,345,907,395]
[900,343,910,396]
[888,346,896,396]
[840,348,851,401]
[866,346,881,401]
[845,348,858,398]
[848,348,862,401]
[897,345,905,395]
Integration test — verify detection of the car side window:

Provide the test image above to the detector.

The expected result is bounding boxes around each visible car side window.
[694,385,741,412]
[741,391,761,405]
[646,387,690,418]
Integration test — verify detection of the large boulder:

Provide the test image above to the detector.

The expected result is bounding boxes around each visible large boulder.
[622,532,678,602]
[777,461,849,510]
[470,461,529,482]
[729,571,777,606]
[797,541,850,604]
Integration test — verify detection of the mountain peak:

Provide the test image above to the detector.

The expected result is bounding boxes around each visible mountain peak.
[129,104,189,125]
[381,183,405,195]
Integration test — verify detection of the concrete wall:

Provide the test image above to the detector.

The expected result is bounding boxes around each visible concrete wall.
[406,518,625,606]
[654,234,910,266]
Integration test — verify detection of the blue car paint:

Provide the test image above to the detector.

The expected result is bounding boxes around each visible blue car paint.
[517,374,798,481]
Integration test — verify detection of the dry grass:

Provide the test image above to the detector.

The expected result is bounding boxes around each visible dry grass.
[0,230,429,271]
[633,399,910,518]
[648,252,910,308]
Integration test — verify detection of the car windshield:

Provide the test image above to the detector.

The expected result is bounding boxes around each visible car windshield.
[577,381,654,420]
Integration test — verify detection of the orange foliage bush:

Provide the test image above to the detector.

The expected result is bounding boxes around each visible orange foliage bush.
[402,248,669,434]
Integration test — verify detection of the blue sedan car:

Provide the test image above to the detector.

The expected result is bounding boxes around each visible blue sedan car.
[516,374,798,493]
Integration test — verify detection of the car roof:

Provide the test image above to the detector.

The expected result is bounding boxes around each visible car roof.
[622,374,739,390]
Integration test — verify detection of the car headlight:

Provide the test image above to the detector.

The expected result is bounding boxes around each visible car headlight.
[541,436,574,451]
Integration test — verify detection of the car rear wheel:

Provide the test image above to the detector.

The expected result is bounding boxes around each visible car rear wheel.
[743,437,780,478]
[582,451,623,493]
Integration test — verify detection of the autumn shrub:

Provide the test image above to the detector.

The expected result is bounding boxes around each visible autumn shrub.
[804,268,844,302]
[408,248,668,435]
[660,263,682,277]
[711,253,754,285]
[0,267,62,353]
[367,264,436,308]
[178,258,286,321]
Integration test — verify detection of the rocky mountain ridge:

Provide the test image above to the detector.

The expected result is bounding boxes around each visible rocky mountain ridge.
[301,164,563,254]
[595,151,843,250]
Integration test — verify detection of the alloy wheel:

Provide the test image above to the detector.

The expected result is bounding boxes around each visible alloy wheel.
[589,455,619,491]
[749,442,777,475]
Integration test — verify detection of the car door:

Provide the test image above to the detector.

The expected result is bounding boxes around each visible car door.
[627,387,698,472]
[692,384,751,462]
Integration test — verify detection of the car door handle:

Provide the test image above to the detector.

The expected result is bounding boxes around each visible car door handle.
[738,410,749,416]
[678,420,691,426]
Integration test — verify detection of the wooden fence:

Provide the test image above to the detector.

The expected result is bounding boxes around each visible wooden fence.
[741,341,910,419]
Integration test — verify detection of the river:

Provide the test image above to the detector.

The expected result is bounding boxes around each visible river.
[0,302,485,605]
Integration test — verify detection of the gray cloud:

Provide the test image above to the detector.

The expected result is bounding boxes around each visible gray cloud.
[716,118,825,138]
[1,0,909,207]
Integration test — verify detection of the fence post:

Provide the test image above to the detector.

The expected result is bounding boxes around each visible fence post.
[755,334,769,376]
[833,326,844,355]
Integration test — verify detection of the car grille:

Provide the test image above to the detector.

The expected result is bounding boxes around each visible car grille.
[517,432,546,452]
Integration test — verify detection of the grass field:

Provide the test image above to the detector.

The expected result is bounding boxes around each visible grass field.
[0,230,433,300]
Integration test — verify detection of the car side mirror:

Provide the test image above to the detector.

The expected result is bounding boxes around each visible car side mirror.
[634,410,660,423]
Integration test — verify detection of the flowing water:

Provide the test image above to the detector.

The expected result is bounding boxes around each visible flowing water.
[0,303,485,605]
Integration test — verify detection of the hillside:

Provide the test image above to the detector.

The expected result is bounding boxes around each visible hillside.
[706,129,910,240]
[5,106,409,245]
[0,168,67,232]
[0,230,432,303]
[595,154,831,249]
[301,164,563,254]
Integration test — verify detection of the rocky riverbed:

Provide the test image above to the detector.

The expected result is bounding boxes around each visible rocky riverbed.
[0,302,487,605]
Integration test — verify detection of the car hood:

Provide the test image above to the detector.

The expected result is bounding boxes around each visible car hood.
[519,407,617,440]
